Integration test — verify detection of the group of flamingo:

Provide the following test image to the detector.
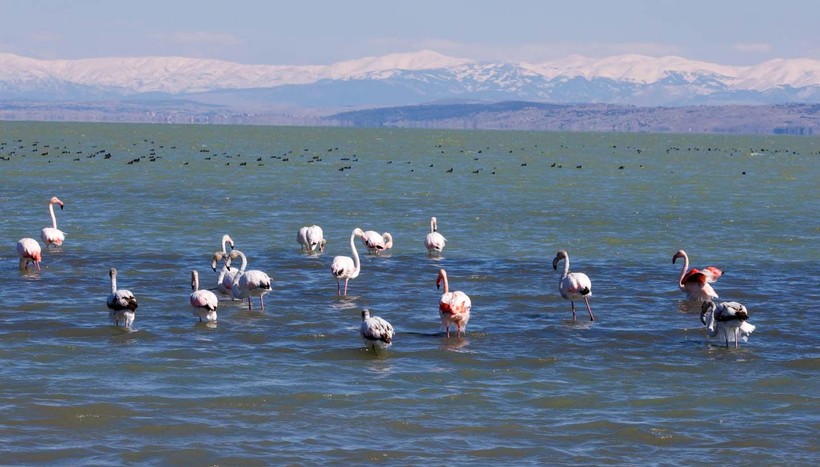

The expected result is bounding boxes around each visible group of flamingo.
[15,198,754,350]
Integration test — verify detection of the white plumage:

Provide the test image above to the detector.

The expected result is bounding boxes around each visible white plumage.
[331,228,365,296]
[701,300,756,348]
[424,216,446,256]
[297,225,326,254]
[360,308,395,350]
[361,230,393,254]
[17,237,42,271]
[552,250,595,321]
[40,196,66,248]
[190,269,218,323]
[227,250,273,311]
[211,234,237,296]
[106,267,138,328]
[436,268,471,338]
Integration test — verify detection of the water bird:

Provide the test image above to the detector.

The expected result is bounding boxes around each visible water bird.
[211,234,237,296]
[360,308,394,351]
[701,300,755,348]
[361,230,393,254]
[227,250,273,312]
[673,250,723,301]
[40,196,65,248]
[107,267,138,328]
[297,225,326,254]
[552,250,594,321]
[190,270,218,323]
[436,268,471,338]
[17,237,42,270]
[424,217,446,256]
[331,228,365,296]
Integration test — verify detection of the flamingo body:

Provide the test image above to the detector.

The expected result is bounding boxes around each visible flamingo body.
[297,225,326,253]
[227,250,272,311]
[107,267,138,328]
[424,217,446,256]
[360,308,395,350]
[212,234,237,296]
[552,250,594,321]
[17,237,42,270]
[190,270,218,322]
[701,301,755,348]
[361,230,393,254]
[436,268,471,337]
[331,228,365,295]
[673,250,723,301]
[41,196,65,247]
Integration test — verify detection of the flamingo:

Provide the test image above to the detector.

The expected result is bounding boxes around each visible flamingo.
[227,250,272,311]
[552,250,594,321]
[701,300,755,348]
[106,267,138,328]
[189,270,218,323]
[330,228,365,295]
[424,217,446,256]
[297,225,327,254]
[673,250,723,301]
[17,237,42,270]
[40,196,65,248]
[361,230,393,255]
[360,308,395,350]
[436,268,472,337]
[212,234,237,296]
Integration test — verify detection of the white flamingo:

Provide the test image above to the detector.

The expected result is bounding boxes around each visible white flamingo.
[436,268,472,337]
[40,196,65,248]
[212,234,237,296]
[552,250,594,321]
[227,250,272,311]
[297,225,327,254]
[424,217,446,256]
[673,250,723,301]
[360,308,395,350]
[17,237,42,270]
[190,270,218,323]
[331,228,365,295]
[361,230,393,255]
[107,267,138,328]
[701,300,755,348]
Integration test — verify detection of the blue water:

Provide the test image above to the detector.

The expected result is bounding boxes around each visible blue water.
[0,122,818,464]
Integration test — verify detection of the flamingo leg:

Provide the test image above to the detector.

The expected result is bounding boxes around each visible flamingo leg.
[343,279,349,296]
[260,295,265,312]
[570,301,577,321]
[584,296,595,321]
[247,297,252,311]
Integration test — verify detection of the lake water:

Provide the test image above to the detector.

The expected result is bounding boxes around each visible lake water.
[0,122,818,465]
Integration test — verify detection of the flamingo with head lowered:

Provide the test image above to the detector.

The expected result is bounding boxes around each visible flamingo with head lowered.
[673,250,723,301]
[436,268,471,337]
[552,250,594,321]
[17,238,42,271]
[701,300,755,348]
[424,217,446,256]
[41,196,65,248]
[297,225,326,254]
[361,230,393,255]
[331,228,365,295]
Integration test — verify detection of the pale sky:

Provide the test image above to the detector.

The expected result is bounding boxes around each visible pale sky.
[1,0,817,66]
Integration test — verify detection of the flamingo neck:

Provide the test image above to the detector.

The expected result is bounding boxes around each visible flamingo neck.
[561,257,570,279]
[192,271,200,291]
[110,274,118,294]
[677,253,689,290]
[350,232,360,275]
[440,272,450,294]
[431,219,437,233]
[382,233,393,249]
[230,252,248,286]
[48,202,58,229]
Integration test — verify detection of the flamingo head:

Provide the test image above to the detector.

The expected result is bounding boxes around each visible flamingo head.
[436,268,447,290]
[672,250,687,264]
[353,228,365,237]
[362,308,371,320]
[700,300,716,325]
[211,252,226,271]
[552,250,568,270]
[50,196,64,209]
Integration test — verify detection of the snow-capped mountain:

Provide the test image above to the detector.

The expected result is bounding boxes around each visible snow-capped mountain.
[0,50,818,106]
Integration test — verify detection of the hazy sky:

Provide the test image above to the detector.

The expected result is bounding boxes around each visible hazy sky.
[1,0,817,66]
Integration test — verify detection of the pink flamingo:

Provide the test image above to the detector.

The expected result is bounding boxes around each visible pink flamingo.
[361,230,393,255]
[17,238,42,270]
[227,250,272,311]
[107,267,138,328]
[424,217,446,256]
[673,250,723,301]
[552,250,594,321]
[211,234,237,296]
[40,196,65,248]
[331,228,365,295]
[297,225,327,254]
[436,268,471,337]
[190,269,218,323]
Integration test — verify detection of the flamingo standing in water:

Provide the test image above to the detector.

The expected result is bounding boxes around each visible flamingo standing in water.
[360,308,395,351]
[189,270,218,323]
[297,225,327,254]
[701,300,755,348]
[40,196,65,248]
[107,267,138,328]
[673,250,723,301]
[331,228,365,295]
[17,238,42,271]
[552,250,594,321]
[361,230,393,255]
[436,268,471,337]
[227,250,272,311]
[424,217,446,256]
[212,234,237,296]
